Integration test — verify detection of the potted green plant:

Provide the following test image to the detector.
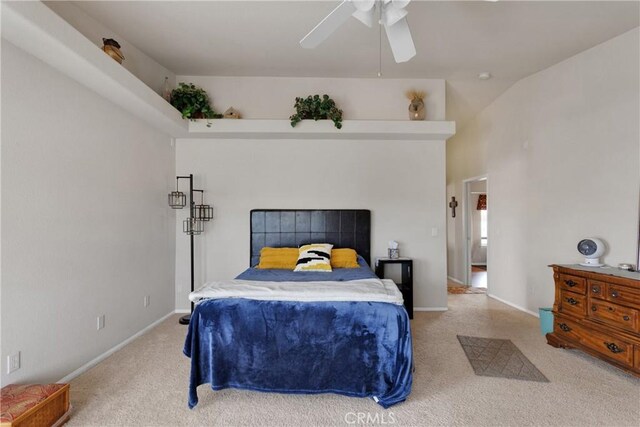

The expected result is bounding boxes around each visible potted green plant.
[290,94,343,129]
[170,83,222,120]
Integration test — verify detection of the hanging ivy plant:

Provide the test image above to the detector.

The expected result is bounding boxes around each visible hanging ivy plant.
[170,82,222,120]
[290,94,343,129]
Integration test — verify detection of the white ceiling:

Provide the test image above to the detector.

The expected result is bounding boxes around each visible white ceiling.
[72,1,639,127]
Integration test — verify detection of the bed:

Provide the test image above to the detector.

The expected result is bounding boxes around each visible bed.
[183,210,413,408]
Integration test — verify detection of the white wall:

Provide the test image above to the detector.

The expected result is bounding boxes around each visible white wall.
[446,28,639,313]
[45,1,176,95]
[173,76,449,311]
[176,76,446,121]
[175,138,448,311]
[1,41,176,385]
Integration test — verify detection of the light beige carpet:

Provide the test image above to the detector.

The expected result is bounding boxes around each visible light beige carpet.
[67,296,639,426]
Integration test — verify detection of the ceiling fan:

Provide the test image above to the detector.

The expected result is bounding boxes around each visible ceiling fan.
[300,0,416,63]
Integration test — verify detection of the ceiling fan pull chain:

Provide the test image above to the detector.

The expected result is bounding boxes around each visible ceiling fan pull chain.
[378,2,382,77]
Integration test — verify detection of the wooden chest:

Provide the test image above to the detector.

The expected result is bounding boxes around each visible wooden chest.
[0,384,70,427]
[547,265,640,376]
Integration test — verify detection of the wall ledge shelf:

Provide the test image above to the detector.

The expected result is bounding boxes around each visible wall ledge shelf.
[187,119,456,141]
[2,1,187,137]
[2,2,455,142]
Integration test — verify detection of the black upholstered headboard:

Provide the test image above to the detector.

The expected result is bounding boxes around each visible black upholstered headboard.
[250,209,371,267]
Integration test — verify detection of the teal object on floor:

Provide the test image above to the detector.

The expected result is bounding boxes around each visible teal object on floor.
[539,307,554,335]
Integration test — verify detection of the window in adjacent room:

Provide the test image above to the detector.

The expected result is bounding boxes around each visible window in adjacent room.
[480,209,488,247]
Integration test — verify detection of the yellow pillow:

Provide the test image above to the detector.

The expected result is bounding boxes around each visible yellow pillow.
[257,247,299,269]
[331,248,359,268]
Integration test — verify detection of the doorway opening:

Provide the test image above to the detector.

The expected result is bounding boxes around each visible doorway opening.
[464,176,488,290]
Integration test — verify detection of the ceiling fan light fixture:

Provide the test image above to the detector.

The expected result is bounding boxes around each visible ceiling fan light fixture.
[300,0,416,64]
[353,0,376,12]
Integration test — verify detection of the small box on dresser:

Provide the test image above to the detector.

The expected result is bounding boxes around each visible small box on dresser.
[547,265,640,376]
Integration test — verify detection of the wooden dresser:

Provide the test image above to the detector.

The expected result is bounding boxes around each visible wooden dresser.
[547,265,640,376]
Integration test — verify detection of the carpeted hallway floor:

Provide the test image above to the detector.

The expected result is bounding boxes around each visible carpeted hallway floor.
[67,296,640,426]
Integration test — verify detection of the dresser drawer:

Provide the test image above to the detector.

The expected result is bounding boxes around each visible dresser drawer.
[579,327,634,367]
[606,284,640,309]
[635,346,640,370]
[588,280,607,299]
[553,316,583,343]
[588,299,639,333]
[557,273,586,294]
[553,314,635,368]
[559,291,587,316]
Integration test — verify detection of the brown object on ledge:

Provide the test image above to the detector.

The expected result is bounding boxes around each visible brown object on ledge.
[1,383,70,426]
[546,265,640,376]
[101,38,124,64]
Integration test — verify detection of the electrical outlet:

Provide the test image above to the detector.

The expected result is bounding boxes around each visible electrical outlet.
[144,295,150,307]
[431,227,438,237]
[97,315,105,330]
[7,352,20,374]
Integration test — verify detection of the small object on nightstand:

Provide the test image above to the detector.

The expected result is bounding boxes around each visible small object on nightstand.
[376,258,413,319]
[388,240,399,259]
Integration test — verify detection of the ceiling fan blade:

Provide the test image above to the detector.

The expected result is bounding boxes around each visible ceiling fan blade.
[352,8,375,27]
[384,17,416,63]
[300,0,357,48]
[389,0,411,10]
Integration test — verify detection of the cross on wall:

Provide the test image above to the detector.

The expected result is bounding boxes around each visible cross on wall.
[449,197,458,218]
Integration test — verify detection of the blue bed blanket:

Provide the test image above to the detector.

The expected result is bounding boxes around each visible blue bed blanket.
[184,298,412,408]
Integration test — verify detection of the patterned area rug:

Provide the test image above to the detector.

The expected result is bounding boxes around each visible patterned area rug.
[457,335,549,382]
[448,286,486,294]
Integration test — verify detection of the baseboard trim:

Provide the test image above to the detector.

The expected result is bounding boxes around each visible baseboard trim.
[174,309,190,314]
[58,310,176,383]
[487,293,539,318]
[447,276,464,285]
[414,307,448,312]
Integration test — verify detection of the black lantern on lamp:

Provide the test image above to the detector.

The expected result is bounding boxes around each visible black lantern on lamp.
[195,191,214,222]
[183,217,204,235]
[167,174,212,325]
[168,178,186,209]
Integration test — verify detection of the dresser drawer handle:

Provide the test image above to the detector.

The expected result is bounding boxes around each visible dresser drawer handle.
[565,297,579,305]
[591,286,600,293]
[591,305,597,312]
[623,315,630,321]
[564,279,577,287]
[558,323,571,332]
[608,306,614,312]
[604,342,624,354]
[610,291,619,298]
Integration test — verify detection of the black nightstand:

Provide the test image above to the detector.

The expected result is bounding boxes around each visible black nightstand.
[375,258,413,319]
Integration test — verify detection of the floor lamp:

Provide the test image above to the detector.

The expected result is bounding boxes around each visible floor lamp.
[168,174,213,325]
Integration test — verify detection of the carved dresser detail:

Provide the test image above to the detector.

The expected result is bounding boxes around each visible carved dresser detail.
[547,265,640,376]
